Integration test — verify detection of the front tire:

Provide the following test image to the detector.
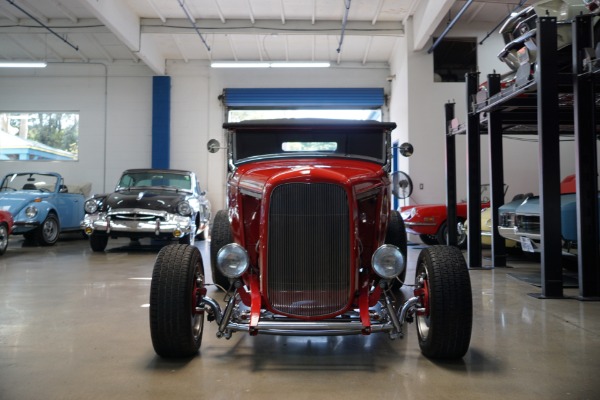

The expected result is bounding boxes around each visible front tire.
[0,223,8,255]
[385,210,408,286]
[414,245,472,359]
[90,232,108,252]
[209,210,233,290]
[36,214,60,246]
[436,219,467,249]
[419,234,438,245]
[150,244,205,358]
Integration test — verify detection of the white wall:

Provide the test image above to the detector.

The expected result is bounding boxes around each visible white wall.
[388,19,585,206]
[0,61,390,210]
[0,63,154,195]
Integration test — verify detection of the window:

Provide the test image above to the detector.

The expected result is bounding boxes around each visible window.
[0,112,79,161]
[433,37,477,83]
[228,109,381,123]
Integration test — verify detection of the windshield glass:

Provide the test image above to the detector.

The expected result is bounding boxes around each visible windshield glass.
[116,172,192,191]
[0,173,58,192]
[232,129,386,165]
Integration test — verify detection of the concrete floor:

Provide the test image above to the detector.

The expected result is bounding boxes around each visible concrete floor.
[1,234,599,400]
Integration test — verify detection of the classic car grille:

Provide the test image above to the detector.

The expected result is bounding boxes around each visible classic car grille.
[267,183,351,317]
[515,215,540,234]
[108,211,166,221]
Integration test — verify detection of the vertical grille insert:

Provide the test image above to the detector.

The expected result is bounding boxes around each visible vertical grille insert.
[267,183,351,317]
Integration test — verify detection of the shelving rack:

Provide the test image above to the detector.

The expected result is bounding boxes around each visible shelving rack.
[445,16,600,300]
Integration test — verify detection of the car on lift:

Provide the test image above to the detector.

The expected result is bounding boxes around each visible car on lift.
[498,0,594,82]
[0,172,86,246]
[399,185,494,248]
[148,119,473,361]
[0,210,14,255]
[81,169,211,252]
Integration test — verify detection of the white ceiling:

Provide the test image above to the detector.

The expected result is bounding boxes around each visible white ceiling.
[0,0,532,74]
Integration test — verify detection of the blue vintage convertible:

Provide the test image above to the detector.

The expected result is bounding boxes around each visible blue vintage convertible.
[0,172,87,245]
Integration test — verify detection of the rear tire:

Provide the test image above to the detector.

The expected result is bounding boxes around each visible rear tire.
[36,213,59,246]
[385,210,408,286]
[150,244,205,358]
[209,210,233,290]
[415,245,472,359]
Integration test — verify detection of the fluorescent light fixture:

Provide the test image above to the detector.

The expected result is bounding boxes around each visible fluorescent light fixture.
[211,61,330,68]
[0,61,47,68]
[211,62,270,68]
[271,62,330,68]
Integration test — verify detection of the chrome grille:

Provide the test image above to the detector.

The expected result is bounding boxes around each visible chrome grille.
[516,215,540,234]
[267,183,351,317]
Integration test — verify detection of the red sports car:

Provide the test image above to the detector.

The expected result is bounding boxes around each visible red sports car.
[0,210,14,256]
[399,185,493,248]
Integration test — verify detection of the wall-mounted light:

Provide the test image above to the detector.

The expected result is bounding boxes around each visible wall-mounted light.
[211,62,330,68]
[0,62,47,68]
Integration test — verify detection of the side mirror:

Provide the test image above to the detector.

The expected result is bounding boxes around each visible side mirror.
[207,139,223,154]
[399,142,414,157]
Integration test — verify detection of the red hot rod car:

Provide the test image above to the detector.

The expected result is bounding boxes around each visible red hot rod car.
[149,119,473,360]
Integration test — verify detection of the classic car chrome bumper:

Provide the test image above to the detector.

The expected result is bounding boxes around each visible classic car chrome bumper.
[82,208,193,237]
[201,294,421,339]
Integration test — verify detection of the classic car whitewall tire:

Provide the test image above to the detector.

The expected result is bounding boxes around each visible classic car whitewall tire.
[36,213,60,246]
[415,245,472,359]
[209,210,234,290]
[0,223,8,255]
[150,244,205,358]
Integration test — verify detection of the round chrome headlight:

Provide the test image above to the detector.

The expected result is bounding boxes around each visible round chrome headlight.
[177,201,192,216]
[84,199,99,214]
[216,243,249,278]
[372,244,405,279]
[25,206,38,219]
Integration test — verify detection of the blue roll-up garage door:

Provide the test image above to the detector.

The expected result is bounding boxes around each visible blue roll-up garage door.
[222,88,384,108]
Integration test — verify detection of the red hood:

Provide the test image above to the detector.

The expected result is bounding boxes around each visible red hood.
[232,158,386,195]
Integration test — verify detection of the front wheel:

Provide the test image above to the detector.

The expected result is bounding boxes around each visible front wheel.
[419,234,438,246]
[436,220,467,249]
[414,245,472,359]
[150,244,205,358]
[36,214,60,246]
[90,232,108,252]
[209,210,234,290]
[385,210,408,287]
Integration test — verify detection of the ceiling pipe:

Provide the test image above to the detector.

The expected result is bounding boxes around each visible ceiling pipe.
[5,0,79,52]
[177,0,211,52]
[336,0,351,53]
[427,0,474,54]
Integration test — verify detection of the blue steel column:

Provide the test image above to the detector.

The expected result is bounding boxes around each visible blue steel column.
[152,76,171,169]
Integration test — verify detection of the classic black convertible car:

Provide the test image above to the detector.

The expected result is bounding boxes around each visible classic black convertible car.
[81,169,211,251]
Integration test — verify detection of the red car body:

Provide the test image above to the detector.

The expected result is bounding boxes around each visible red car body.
[149,119,473,361]
[0,210,14,256]
[400,200,490,247]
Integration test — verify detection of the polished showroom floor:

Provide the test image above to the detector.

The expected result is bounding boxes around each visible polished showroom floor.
[1,234,599,400]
